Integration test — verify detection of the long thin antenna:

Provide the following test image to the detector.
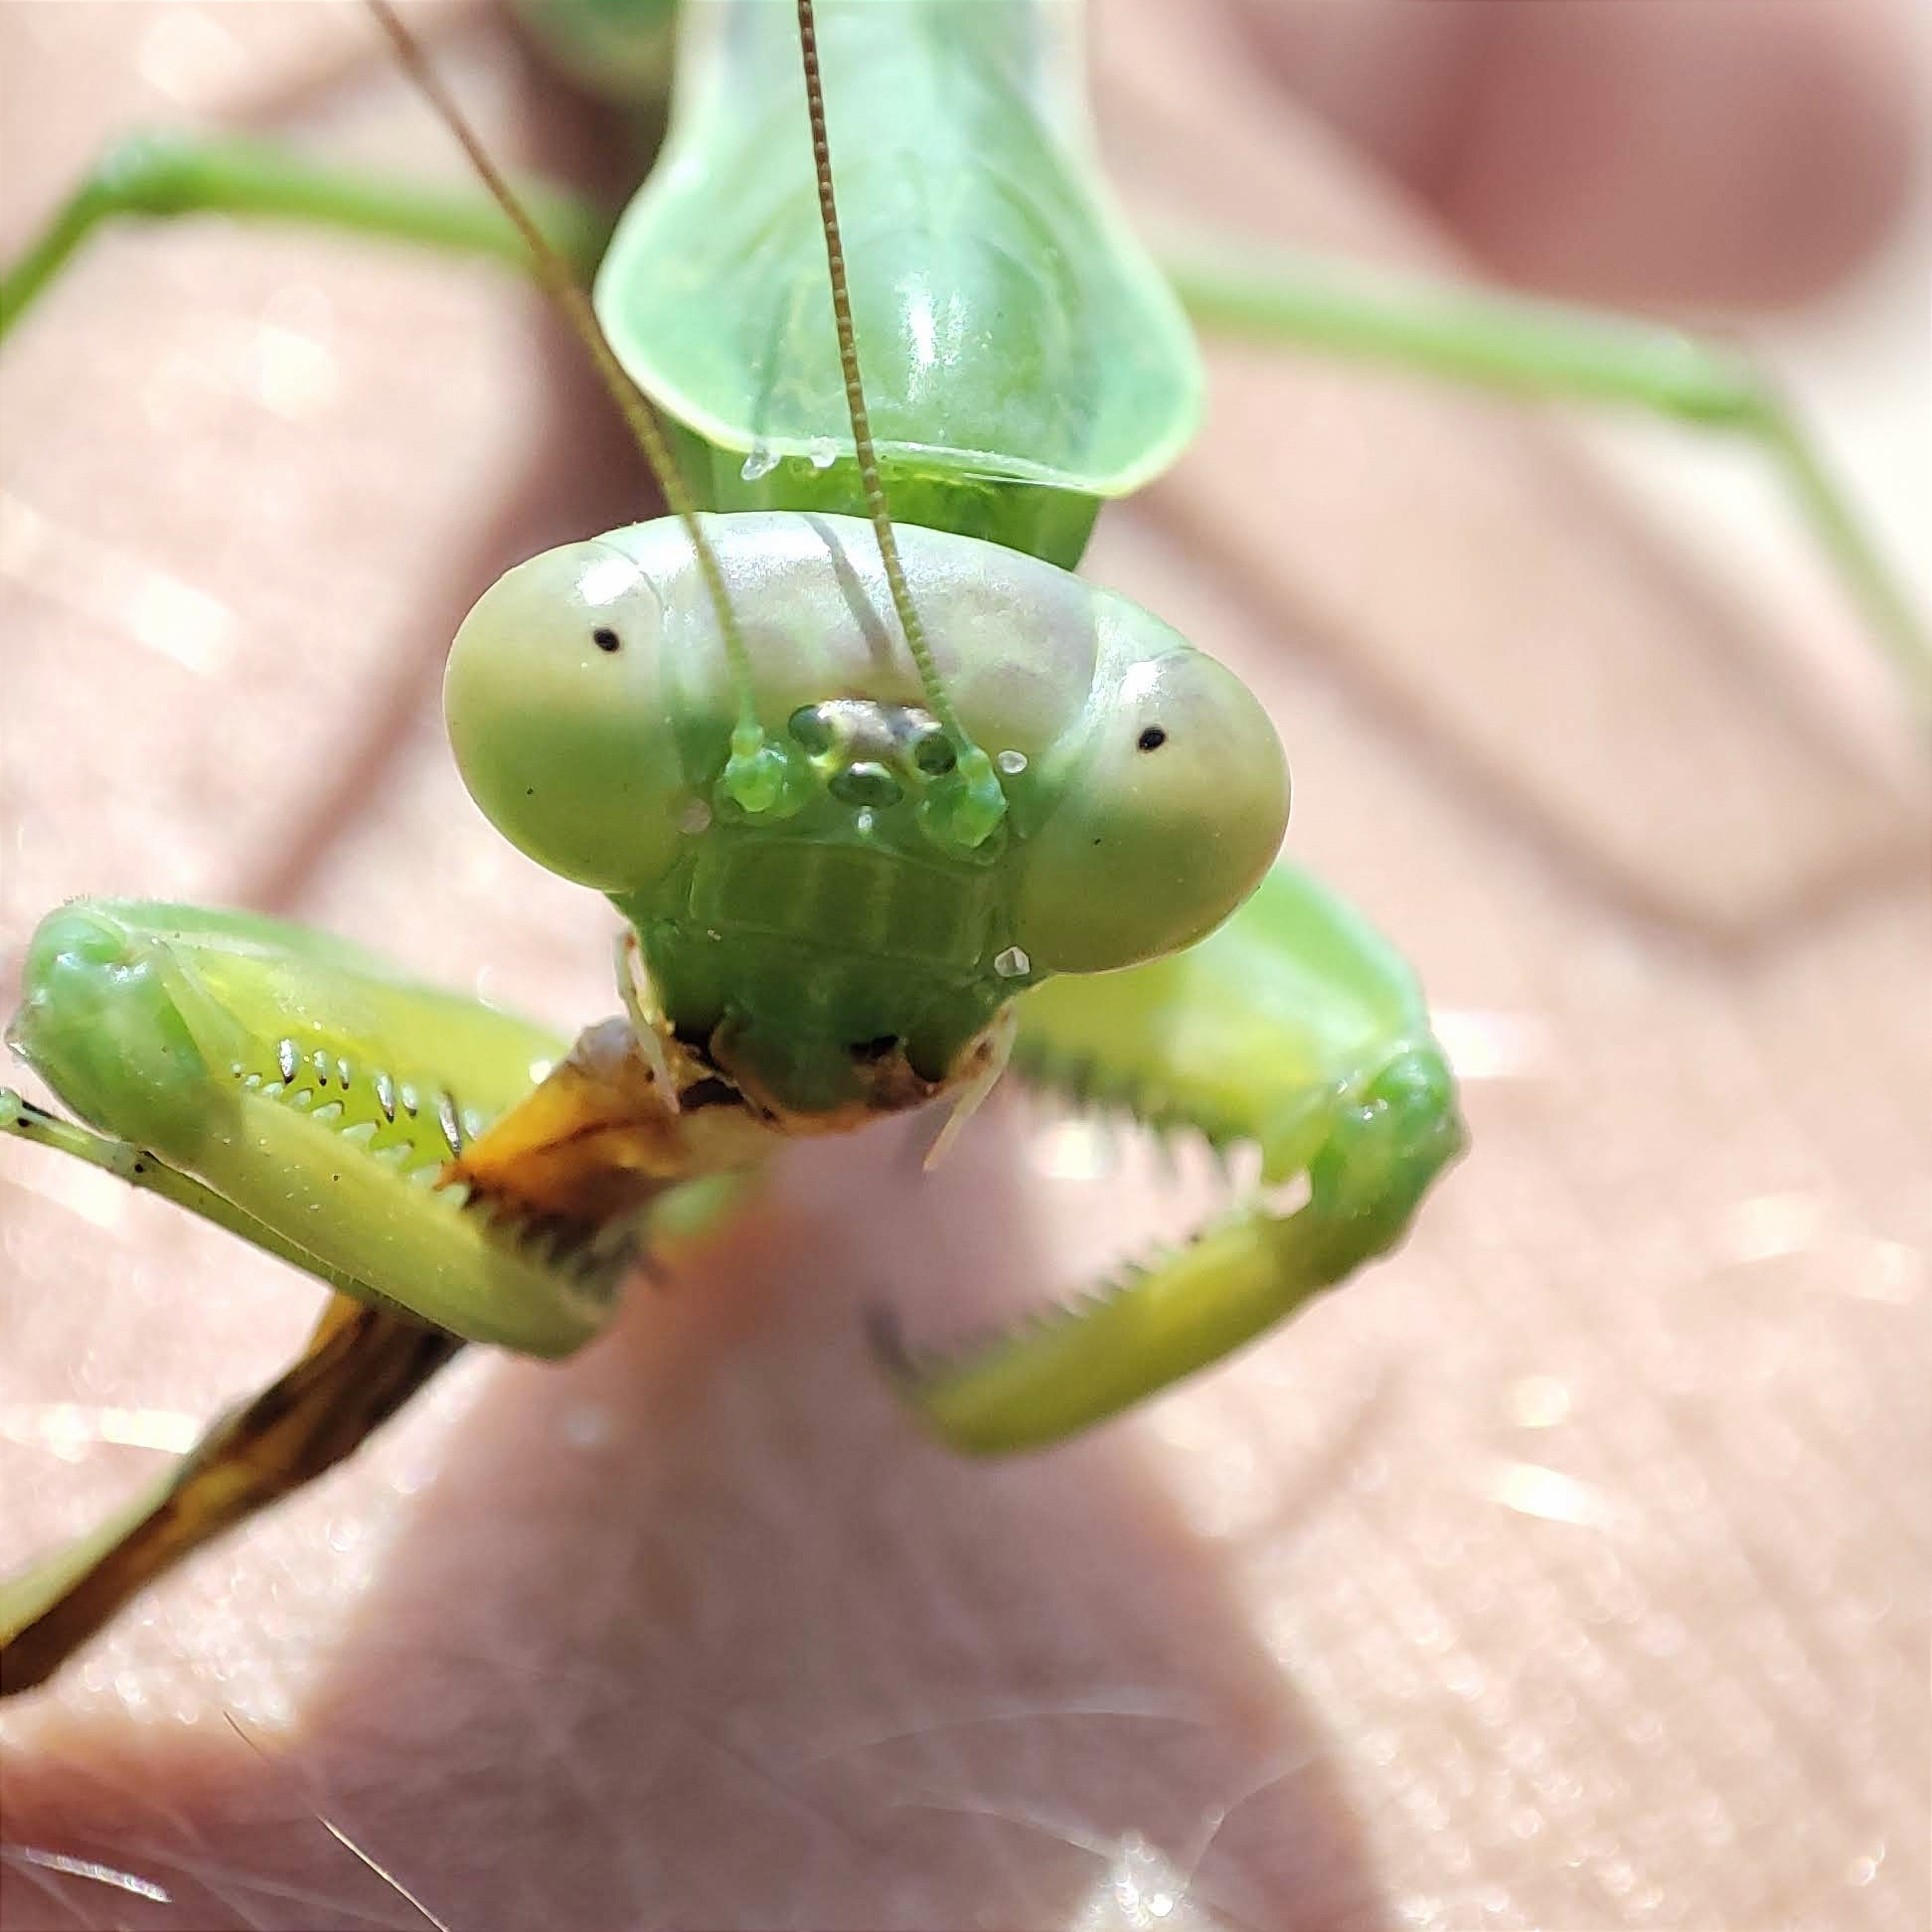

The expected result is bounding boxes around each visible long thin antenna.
[794,2,962,746]
[363,0,771,763]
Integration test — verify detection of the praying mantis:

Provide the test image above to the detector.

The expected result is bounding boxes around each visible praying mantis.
[0,0,1924,1730]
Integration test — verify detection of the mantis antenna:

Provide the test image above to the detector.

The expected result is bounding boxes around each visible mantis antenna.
[362,0,777,794]
[793,0,1007,843]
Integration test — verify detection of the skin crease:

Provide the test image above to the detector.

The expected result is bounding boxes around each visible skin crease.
[0,3,1926,1928]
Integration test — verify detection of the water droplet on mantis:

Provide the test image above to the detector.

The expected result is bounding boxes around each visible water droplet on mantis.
[739,442,779,482]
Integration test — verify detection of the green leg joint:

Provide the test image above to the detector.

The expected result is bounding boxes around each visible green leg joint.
[1,128,610,340]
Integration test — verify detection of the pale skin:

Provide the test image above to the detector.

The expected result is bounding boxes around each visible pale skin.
[1,3,1927,1928]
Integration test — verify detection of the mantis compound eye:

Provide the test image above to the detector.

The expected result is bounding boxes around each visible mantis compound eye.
[1013,642,1289,974]
[444,539,690,891]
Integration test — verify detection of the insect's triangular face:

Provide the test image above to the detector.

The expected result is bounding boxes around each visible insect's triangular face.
[447,507,1286,1120]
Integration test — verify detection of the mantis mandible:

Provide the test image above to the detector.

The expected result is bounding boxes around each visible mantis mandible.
[0,0,1920,1702]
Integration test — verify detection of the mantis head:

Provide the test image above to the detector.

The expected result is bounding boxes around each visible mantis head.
[444,513,1287,1112]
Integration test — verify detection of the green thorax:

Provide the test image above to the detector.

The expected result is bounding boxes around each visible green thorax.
[609,705,1029,1115]
[595,0,1202,566]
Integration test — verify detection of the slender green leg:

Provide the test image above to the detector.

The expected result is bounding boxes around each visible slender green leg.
[872,863,1466,1453]
[1164,241,1930,723]
[0,128,611,341]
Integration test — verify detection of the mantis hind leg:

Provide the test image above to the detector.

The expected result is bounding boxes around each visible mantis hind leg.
[873,862,1467,1454]
[0,1293,459,1696]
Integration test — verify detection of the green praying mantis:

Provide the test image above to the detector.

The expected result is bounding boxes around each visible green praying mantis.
[0,0,1922,1702]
